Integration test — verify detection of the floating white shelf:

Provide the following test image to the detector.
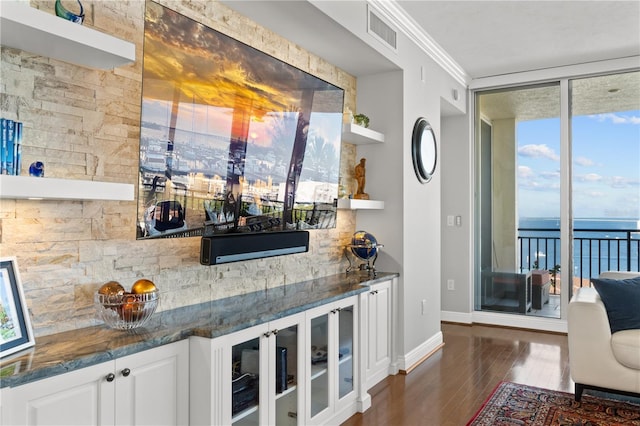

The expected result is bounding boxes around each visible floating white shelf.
[0,175,134,201]
[341,123,384,145]
[0,2,135,69]
[337,199,384,210]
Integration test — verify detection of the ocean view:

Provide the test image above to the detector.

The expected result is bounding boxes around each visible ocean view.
[518,217,640,279]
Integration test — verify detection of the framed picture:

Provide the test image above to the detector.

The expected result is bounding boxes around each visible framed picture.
[0,257,34,358]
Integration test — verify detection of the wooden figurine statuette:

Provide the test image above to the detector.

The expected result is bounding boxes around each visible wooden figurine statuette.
[354,158,369,200]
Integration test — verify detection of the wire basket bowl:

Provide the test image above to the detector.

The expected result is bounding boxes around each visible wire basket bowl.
[95,291,159,330]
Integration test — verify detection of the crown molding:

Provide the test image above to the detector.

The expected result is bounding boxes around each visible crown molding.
[469,56,640,90]
[368,0,470,86]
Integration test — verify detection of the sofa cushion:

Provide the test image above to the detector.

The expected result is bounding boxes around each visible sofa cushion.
[592,276,640,333]
[611,329,640,370]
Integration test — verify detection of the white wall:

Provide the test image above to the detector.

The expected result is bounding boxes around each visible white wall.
[441,113,472,316]
[354,75,403,272]
[400,59,443,357]
[355,71,405,350]
[309,0,467,366]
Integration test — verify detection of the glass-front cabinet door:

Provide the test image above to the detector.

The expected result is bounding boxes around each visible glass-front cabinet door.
[231,333,262,425]
[306,297,357,425]
[271,314,304,426]
[230,313,304,426]
[337,305,354,400]
[309,312,329,418]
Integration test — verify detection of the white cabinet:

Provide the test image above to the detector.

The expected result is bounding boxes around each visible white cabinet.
[191,295,370,426]
[113,341,189,425]
[305,296,361,425]
[2,340,189,426]
[360,278,398,391]
[1,360,113,426]
[190,312,305,426]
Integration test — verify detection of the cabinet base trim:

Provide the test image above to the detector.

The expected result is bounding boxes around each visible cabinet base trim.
[356,393,372,413]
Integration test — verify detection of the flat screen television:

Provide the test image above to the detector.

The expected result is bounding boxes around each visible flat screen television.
[137,1,345,240]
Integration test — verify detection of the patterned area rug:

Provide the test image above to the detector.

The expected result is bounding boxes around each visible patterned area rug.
[467,381,640,425]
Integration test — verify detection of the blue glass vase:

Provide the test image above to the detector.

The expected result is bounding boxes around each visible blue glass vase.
[55,0,84,24]
[29,161,44,177]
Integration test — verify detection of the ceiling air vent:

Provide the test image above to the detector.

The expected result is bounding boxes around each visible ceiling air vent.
[368,7,397,52]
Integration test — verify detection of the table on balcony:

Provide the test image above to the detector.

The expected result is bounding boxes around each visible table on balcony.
[481,270,532,314]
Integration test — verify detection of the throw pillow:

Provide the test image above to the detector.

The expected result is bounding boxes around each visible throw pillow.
[591,276,640,333]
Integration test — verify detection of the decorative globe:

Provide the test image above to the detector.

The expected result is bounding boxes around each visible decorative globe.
[351,230,378,261]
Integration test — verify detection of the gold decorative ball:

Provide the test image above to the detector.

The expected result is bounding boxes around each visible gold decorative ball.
[98,281,125,297]
[119,293,143,322]
[131,278,157,294]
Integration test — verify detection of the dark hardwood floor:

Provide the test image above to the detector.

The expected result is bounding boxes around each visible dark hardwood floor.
[342,322,572,426]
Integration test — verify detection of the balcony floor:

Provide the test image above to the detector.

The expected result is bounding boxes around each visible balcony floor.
[528,293,560,318]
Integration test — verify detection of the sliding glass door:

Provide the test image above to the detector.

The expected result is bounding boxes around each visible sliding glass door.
[570,72,640,287]
[475,71,640,321]
[475,84,561,319]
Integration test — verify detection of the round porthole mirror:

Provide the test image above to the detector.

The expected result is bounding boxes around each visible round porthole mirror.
[411,117,437,183]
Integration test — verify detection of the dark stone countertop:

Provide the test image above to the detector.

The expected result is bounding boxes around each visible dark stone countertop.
[0,271,397,389]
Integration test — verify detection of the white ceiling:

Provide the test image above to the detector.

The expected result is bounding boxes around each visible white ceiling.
[220,0,400,77]
[397,0,640,79]
[223,1,640,82]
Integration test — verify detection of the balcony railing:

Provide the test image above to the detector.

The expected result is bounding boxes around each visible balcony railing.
[518,227,640,286]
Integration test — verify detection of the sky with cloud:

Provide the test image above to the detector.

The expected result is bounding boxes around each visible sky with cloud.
[517,111,640,221]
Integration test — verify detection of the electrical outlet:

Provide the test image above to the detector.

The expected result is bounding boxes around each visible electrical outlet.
[455,216,462,227]
[447,279,455,291]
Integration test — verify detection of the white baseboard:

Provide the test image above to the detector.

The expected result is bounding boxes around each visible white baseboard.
[397,331,443,372]
[471,311,567,333]
[441,310,472,324]
[440,310,567,333]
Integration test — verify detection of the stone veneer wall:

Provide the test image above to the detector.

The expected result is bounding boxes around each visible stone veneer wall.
[0,0,359,337]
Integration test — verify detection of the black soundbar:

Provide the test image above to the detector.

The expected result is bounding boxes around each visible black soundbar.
[200,231,310,265]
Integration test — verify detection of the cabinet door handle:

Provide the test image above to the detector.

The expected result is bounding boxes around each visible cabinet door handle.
[264,328,279,337]
[106,373,116,382]
[121,368,131,377]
